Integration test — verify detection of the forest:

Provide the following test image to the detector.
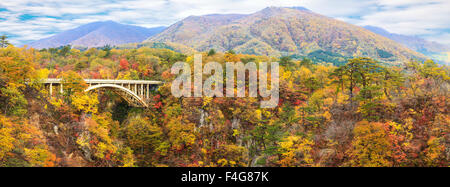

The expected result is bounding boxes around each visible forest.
[0,38,449,167]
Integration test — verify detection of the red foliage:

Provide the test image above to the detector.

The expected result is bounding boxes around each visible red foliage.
[293,99,303,106]
[131,63,139,70]
[278,98,284,106]
[154,102,163,109]
[161,70,173,79]
[90,71,101,79]
[119,59,129,70]
[105,153,111,160]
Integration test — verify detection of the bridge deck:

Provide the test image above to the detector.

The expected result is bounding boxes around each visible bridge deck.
[43,79,163,85]
[42,79,162,108]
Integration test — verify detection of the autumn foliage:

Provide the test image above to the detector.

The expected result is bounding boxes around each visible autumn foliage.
[0,44,448,167]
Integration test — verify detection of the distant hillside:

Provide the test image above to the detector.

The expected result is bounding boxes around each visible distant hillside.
[118,41,197,54]
[364,25,449,64]
[28,21,166,49]
[147,7,427,65]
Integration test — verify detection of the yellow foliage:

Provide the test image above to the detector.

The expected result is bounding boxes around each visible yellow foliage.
[71,93,99,114]
[348,121,392,167]
[213,144,246,167]
[24,147,56,167]
[77,115,118,160]
[232,129,240,137]
[278,136,314,167]
[323,111,332,121]
[35,68,50,80]
[0,46,38,85]
[336,92,349,104]
[167,117,196,149]
[387,120,413,141]
[93,142,109,158]
[424,137,445,166]
[299,66,312,80]
[0,125,14,160]
[115,146,137,167]
[282,70,292,80]
[203,97,213,107]
[0,115,55,166]
[255,109,262,120]
[217,158,228,166]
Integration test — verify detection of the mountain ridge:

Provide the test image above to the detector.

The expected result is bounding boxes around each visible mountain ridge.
[363,25,449,53]
[147,7,427,64]
[363,25,449,64]
[28,21,166,49]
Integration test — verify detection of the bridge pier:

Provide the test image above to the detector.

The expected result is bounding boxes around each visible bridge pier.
[147,84,149,99]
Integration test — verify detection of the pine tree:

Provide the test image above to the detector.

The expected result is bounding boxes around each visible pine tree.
[0,35,10,48]
[207,49,216,56]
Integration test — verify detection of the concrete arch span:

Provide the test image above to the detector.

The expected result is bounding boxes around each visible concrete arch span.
[85,84,148,107]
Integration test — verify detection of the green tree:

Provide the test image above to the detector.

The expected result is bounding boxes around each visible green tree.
[59,45,71,57]
[0,35,11,48]
[299,58,313,69]
[280,56,295,70]
[332,57,382,102]
[380,67,404,100]
[101,45,112,58]
[207,49,216,56]
[226,50,236,54]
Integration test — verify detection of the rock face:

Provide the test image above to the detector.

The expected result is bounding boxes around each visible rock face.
[28,21,166,49]
[147,7,427,64]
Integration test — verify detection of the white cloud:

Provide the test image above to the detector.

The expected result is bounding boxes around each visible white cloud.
[360,0,450,35]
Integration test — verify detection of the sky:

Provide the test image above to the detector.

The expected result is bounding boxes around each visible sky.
[0,0,449,46]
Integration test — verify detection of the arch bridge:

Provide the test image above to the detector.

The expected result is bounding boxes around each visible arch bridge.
[43,79,163,108]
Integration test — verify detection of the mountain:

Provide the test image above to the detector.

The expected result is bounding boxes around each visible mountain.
[28,21,166,49]
[363,25,449,64]
[363,25,449,54]
[147,7,427,64]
